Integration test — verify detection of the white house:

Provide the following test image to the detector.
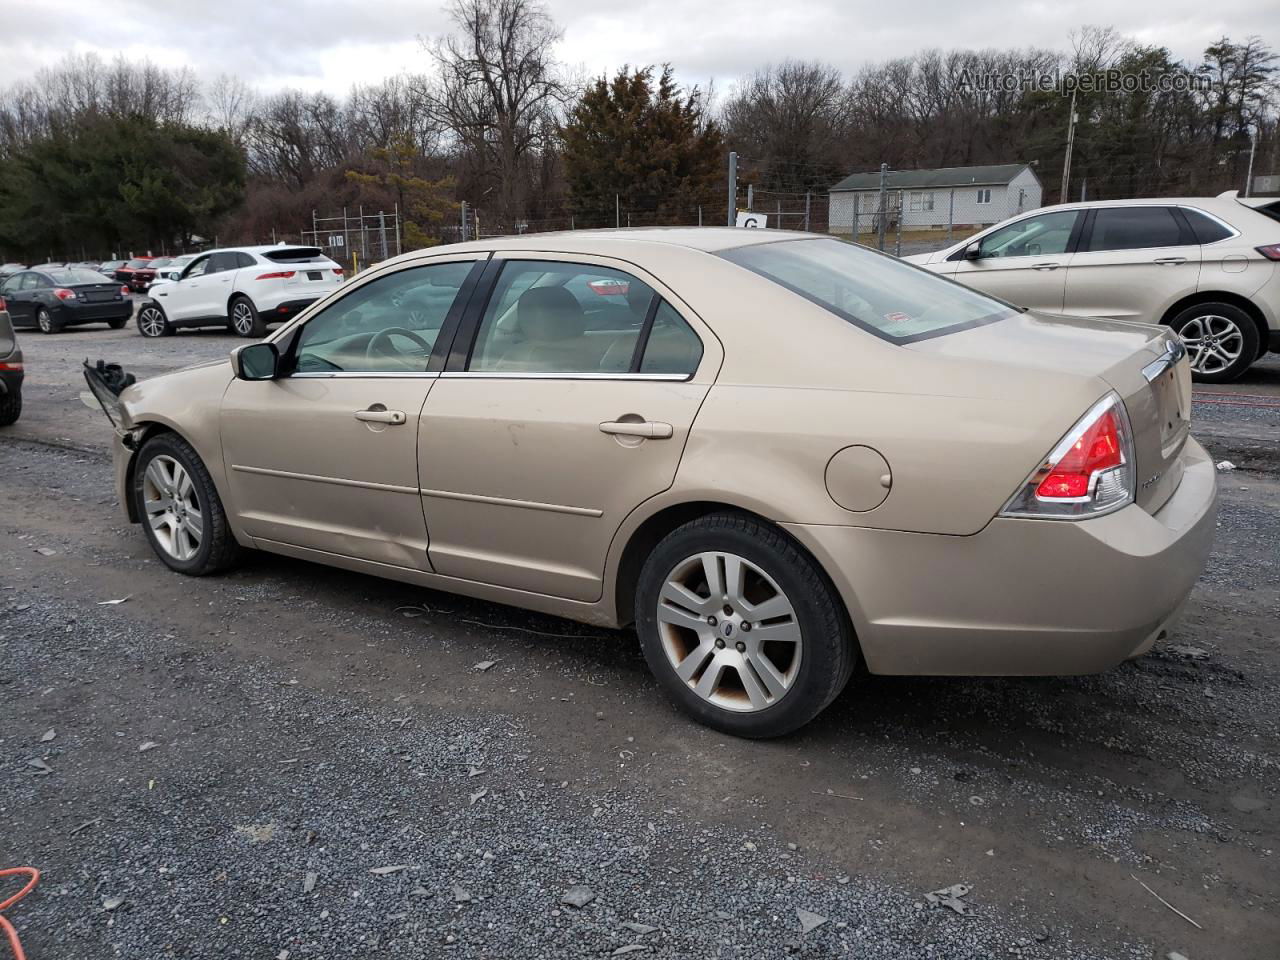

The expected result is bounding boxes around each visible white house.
[829,163,1042,234]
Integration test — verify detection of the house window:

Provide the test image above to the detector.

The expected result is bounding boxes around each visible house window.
[908,191,935,212]
[976,188,992,205]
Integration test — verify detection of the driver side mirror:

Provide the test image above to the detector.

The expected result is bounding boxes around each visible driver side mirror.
[963,241,982,261]
[231,342,279,381]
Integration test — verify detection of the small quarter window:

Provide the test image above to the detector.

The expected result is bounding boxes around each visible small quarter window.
[1180,208,1233,244]
[639,302,702,375]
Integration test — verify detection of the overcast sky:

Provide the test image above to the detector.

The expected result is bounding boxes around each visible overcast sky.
[2,0,1276,98]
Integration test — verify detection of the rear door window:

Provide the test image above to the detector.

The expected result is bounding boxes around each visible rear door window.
[1180,209,1233,244]
[1085,207,1188,251]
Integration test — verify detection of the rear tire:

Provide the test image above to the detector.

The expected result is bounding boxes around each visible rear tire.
[107,317,128,330]
[1169,302,1259,383]
[0,389,20,426]
[137,303,173,338]
[132,433,242,576]
[229,295,265,338]
[635,513,856,738]
[36,308,63,334]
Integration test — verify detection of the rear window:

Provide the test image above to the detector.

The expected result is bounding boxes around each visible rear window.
[1181,208,1233,244]
[720,238,1016,343]
[263,247,327,264]
[48,268,112,285]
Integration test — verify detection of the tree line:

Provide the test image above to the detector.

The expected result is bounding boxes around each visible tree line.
[0,3,1275,261]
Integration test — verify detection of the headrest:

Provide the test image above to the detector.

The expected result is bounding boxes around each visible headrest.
[516,287,585,342]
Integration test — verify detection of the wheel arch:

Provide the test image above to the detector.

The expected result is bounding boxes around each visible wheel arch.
[1160,290,1268,355]
[611,500,860,655]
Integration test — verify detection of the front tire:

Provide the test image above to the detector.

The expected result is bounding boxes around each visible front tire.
[36,307,63,334]
[0,389,20,426]
[635,513,856,738]
[1169,302,1259,383]
[229,295,265,338]
[132,433,241,575]
[136,303,173,338]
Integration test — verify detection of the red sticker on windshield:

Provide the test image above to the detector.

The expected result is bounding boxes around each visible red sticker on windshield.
[884,312,912,324]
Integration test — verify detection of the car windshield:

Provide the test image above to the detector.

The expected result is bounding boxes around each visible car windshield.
[126,259,152,268]
[48,268,113,285]
[721,238,1017,343]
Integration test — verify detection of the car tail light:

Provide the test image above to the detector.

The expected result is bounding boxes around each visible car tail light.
[53,288,76,300]
[120,285,130,296]
[0,296,6,311]
[332,267,344,276]
[0,361,21,371]
[1256,243,1280,261]
[256,271,296,280]
[1000,392,1135,519]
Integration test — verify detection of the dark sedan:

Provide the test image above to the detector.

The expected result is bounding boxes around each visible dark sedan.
[0,267,131,333]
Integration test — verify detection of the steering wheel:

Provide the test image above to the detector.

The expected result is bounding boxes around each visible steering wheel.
[366,327,433,370]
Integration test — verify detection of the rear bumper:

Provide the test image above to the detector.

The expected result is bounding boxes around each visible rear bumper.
[56,302,132,325]
[266,298,317,321]
[784,436,1218,676]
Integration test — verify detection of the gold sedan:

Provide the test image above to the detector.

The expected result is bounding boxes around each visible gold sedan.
[88,229,1218,737]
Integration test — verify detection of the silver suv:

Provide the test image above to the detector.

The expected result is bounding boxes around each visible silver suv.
[905,192,1280,382]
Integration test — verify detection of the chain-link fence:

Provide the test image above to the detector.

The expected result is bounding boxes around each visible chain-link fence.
[299,208,403,274]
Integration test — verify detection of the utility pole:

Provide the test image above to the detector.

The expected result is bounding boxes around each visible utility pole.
[460,201,469,242]
[727,151,737,226]
[877,163,888,251]
[1245,127,1258,197]
[1060,89,1078,203]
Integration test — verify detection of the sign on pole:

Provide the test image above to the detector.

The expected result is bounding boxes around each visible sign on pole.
[735,212,768,229]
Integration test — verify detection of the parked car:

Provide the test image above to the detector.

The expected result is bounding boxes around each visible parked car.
[99,259,129,279]
[904,191,1280,383]
[138,245,343,338]
[87,229,1216,737]
[144,254,196,290]
[0,267,131,333]
[0,295,21,425]
[72,261,102,273]
[0,263,25,280]
[116,257,157,292]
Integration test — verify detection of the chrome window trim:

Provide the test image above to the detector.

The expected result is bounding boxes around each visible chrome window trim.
[289,371,440,379]
[440,371,691,381]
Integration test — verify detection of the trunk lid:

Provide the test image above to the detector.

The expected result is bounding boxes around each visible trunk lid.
[910,310,1191,514]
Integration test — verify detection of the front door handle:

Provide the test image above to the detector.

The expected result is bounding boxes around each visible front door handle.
[355,408,406,425]
[1154,257,1187,265]
[1031,262,1061,271]
[600,420,673,439]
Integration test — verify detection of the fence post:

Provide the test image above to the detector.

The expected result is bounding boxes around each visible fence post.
[947,189,955,245]
[747,183,754,212]
[615,195,620,228]
[342,206,349,266]
[894,190,902,256]
[379,210,388,261]
[460,200,469,242]
[876,163,888,251]
[804,191,811,232]
[776,198,781,228]
[698,206,702,227]
[394,202,401,256]
[727,151,737,226]
[852,193,859,242]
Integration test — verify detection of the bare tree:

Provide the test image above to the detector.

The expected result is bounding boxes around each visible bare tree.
[426,0,569,225]
[206,73,257,145]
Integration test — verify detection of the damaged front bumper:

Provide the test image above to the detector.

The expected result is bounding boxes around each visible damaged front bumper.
[82,359,137,442]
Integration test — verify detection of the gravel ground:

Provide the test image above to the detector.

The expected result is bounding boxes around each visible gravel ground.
[1,326,1278,959]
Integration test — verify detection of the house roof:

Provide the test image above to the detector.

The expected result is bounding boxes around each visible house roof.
[831,163,1035,192]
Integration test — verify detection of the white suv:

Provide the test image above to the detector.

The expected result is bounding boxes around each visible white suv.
[137,245,344,339]
[905,192,1280,382]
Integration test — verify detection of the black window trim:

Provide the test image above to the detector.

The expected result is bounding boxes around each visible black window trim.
[445,255,703,380]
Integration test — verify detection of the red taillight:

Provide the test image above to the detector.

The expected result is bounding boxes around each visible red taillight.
[0,361,22,371]
[1256,243,1280,261]
[0,296,6,311]
[256,271,296,281]
[1035,409,1123,499]
[120,286,130,296]
[53,288,76,300]
[332,267,344,276]
[1001,392,1134,519]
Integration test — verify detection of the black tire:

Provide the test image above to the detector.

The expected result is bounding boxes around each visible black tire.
[132,432,242,576]
[107,317,128,330]
[136,303,173,338]
[634,512,856,738]
[228,295,265,338]
[0,389,20,426]
[1168,302,1260,384]
[36,307,63,334]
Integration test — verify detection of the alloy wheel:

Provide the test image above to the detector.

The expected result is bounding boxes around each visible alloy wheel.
[1177,314,1244,375]
[139,306,166,337]
[37,310,51,333]
[656,551,802,713]
[141,455,203,561]
[231,301,254,335]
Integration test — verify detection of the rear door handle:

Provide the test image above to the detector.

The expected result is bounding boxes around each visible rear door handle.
[1154,257,1187,265]
[355,408,406,425]
[600,420,673,439]
[1031,262,1061,271]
